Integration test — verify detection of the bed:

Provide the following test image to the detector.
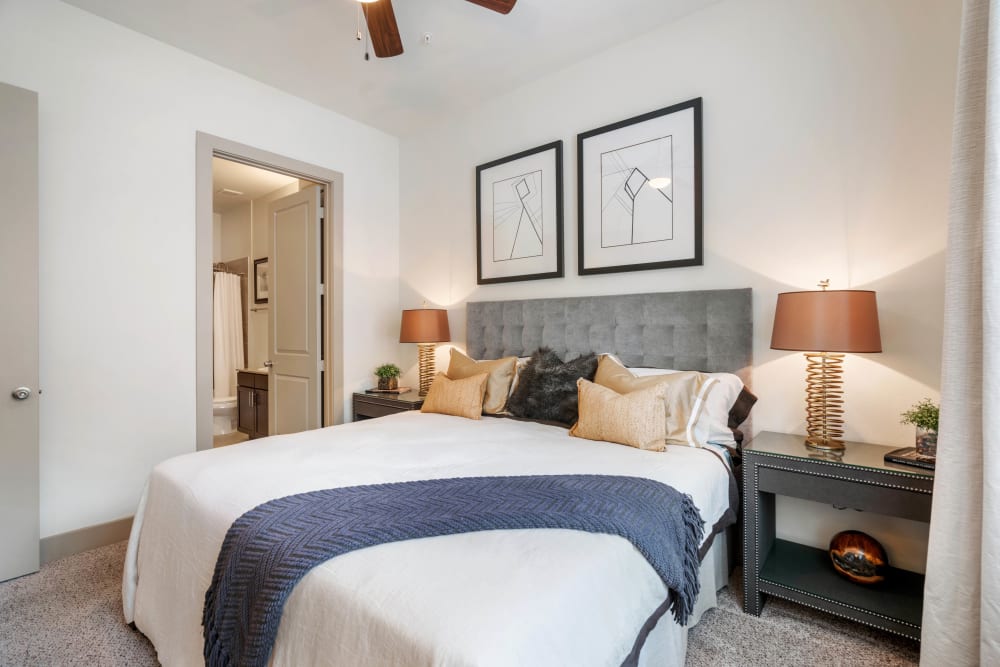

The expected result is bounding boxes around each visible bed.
[123,288,753,666]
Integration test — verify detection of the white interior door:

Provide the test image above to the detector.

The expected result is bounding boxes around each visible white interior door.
[0,82,40,581]
[267,185,321,435]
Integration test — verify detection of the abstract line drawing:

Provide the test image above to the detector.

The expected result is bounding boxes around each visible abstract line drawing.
[477,140,563,285]
[492,169,543,262]
[600,135,673,248]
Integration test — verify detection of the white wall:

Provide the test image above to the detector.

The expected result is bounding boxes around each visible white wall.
[219,202,251,263]
[212,213,222,263]
[0,0,400,537]
[399,0,960,571]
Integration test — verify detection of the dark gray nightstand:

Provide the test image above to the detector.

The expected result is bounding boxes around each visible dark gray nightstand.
[352,391,424,421]
[742,431,934,640]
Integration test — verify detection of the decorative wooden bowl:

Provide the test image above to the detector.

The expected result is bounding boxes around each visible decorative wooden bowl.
[828,530,888,585]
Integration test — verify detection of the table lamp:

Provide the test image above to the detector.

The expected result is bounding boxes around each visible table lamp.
[399,308,451,396]
[770,281,882,450]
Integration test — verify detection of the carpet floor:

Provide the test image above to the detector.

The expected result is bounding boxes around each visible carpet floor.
[0,542,920,666]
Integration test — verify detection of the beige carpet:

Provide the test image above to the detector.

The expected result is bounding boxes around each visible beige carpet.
[687,570,920,666]
[0,542,919,666]
[0,542,157,666]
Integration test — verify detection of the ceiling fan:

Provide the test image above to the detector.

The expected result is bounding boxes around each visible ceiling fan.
[358,0,518,58]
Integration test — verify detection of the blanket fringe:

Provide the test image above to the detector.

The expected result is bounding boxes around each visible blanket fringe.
[669,493,706,624]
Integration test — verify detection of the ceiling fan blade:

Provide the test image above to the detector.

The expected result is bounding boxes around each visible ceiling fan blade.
[362,0,404,58]
[464,0,517,15]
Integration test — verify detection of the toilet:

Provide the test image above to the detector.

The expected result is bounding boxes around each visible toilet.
[213,396,239,435]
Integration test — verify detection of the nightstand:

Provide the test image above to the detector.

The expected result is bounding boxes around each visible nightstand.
[352,391,424,421]
[742,431,934,640]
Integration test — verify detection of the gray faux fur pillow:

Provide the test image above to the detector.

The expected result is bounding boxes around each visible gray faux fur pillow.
[506,348,599,426]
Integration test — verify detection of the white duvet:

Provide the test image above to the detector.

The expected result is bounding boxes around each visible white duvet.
[123,412,734,666]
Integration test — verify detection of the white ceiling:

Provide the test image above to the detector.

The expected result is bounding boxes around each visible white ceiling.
[213,157,299,213]
[62,0,719,136]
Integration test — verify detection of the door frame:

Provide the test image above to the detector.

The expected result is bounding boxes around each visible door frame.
[195,132,344,451]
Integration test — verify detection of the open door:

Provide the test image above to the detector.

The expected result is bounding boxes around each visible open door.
[0,82,40,581]
[267,185,322,435]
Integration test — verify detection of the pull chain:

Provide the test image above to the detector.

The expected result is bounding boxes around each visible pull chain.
[357,4,370,61]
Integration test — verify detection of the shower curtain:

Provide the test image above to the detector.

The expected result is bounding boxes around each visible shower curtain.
[213,271,245,400]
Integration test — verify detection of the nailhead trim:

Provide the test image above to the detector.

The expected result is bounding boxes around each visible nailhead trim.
[742,461,752,613]
[750,450,932,482]
[742,451,928,636]
[760,581,921,639]
[754,458,932,495]
[761,579,920,627]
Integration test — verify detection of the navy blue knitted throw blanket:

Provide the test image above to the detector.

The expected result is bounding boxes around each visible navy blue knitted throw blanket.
[202,474,705,667]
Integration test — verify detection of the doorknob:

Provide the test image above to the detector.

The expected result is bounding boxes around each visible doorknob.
[11,387,31,401]
[263,360,273,368]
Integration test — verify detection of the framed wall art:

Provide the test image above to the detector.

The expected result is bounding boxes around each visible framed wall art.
[476,141,563,284]
[577,98,702,275]
[253,257,269,304]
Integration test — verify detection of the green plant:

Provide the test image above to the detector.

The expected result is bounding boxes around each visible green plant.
[374,363,401,379]
[900,398,939,432]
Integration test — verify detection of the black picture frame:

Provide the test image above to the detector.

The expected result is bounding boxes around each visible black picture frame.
[253,257,269,304]
[476,141,564,285]
[577,98,703,275]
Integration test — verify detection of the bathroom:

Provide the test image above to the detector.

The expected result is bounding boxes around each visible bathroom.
[211,157,306,447]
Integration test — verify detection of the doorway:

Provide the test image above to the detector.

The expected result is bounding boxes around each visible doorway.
[196,133,344,451]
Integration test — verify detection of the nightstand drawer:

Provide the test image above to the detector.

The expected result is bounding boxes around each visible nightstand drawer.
[355,401,409,420]
[352,392,424,421]
[757,466,933,523]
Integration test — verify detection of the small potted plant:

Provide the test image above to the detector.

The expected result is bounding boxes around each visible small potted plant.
[900,398,939,459]
[374,363,401,391]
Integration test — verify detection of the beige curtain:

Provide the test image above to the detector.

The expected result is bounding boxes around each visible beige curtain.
[921,0,999,664]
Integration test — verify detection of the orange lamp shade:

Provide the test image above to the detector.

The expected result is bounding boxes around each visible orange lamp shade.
[770,290,882,353]
[399,309,451,344]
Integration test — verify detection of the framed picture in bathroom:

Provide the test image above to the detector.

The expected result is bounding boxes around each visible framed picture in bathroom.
[254,258,269,304]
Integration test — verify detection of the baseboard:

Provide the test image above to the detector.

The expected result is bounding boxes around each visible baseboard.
[40,516,134,565]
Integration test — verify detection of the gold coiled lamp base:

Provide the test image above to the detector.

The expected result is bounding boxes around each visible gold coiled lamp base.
[417,343,436,396]
[803,352,845,450]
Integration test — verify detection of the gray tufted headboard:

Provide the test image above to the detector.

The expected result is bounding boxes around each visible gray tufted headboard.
[466,288,753,387]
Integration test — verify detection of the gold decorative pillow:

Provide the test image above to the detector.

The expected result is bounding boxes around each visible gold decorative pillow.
[420,372,489,420]
[593,355,717,447]
[446,349,517,414]
[569,379,667,451]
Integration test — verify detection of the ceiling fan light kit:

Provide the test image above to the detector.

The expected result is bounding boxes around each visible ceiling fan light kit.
[357,0,517,59]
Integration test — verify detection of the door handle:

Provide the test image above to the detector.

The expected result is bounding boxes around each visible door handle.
[263,360,273,368]
[11,387,31,401]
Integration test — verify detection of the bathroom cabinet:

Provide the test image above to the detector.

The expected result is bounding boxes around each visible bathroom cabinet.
[237,370,269,439]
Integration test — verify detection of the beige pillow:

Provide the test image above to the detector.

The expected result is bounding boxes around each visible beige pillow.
[594,354,717,447]
[420,372,489,420]
[570,379,667,451]
[446,349,518,414]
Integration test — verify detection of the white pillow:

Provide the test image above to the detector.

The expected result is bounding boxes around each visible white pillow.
[629,367,742,446]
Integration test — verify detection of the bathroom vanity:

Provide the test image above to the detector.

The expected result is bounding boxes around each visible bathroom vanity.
[236,370,269,439]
